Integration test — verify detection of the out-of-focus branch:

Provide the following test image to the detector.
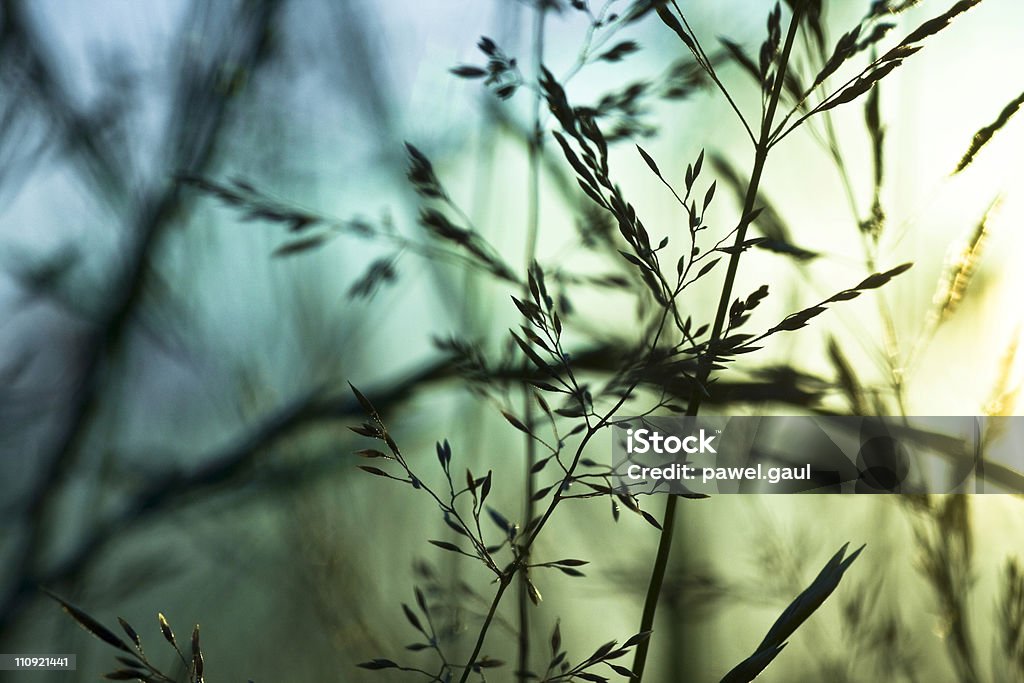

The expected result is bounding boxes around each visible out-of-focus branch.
[0,335,838,636]
[0,354,447,636]
[0,0,282,642]
[0,2,124,199]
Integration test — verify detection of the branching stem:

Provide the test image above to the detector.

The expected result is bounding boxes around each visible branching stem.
[630,4,805,679]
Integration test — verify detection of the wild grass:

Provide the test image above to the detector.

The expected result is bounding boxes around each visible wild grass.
[21,0,1024,681]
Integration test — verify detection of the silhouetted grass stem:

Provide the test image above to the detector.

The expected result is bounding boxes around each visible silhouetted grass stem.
[518,4,548,681]
[630,4,804,679]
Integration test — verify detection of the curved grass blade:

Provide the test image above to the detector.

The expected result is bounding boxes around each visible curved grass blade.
[954,90,1024,174]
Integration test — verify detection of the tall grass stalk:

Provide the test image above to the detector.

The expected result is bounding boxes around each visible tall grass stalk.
[630,3,804,679]
[519,3,549,680]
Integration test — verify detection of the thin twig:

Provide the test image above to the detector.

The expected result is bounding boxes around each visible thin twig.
[518,3,548,681]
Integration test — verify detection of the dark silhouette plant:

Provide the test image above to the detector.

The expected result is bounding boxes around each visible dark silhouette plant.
[40,0,1024,681]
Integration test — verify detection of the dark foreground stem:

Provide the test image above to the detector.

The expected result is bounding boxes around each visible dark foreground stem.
[629,494,679,680]
[457,405,616,683]
[463,578,511,683]
[630,4,805,679]
[518,4,547,681]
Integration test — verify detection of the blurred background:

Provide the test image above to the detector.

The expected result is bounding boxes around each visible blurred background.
[2,0,1023,680]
